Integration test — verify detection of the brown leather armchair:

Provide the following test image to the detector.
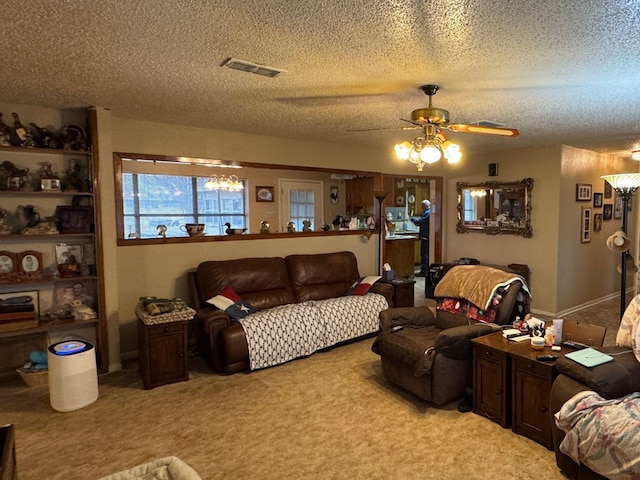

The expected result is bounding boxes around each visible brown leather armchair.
[372,306,501,407]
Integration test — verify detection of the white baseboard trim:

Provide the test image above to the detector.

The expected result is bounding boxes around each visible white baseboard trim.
[530,290,629,318]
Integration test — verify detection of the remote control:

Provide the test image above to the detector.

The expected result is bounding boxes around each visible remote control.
[536,355,558,361]
[563,341,589,350]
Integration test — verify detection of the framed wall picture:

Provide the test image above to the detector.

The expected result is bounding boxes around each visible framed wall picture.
[576,183,592,201]
[604,180,612,199]
[330,186,339,204]
[593,213,602,232]
[614,195,622,219]
[603,204,613,220]
[256,186,274,202]
[581,207,592,243]
[593,192,603,208]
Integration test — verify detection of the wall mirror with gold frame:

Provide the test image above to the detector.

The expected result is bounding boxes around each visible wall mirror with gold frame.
[456,178,533,237]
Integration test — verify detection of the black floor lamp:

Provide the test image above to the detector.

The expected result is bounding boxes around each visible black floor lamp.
[602,173,640,318]
[374,191,388,275]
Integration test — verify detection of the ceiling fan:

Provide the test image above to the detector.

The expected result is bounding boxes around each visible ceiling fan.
[402,84,519,137]
[350,84,520,137]
[350,84,519,171]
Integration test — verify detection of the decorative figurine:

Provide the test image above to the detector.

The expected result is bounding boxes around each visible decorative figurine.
[287,221,296,233]
[302,220,312,232]
[322,223,330,231]
[260,221,271,234]
[157,224,167,238]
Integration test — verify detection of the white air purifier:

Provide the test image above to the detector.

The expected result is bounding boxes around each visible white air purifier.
[47,340,98,412]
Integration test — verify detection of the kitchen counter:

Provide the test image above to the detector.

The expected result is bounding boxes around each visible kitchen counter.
[384,235,418,278]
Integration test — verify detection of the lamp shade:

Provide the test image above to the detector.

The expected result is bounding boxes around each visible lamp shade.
[601,173,640,193]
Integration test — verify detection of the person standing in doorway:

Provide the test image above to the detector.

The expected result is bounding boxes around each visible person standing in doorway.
[411,199,431,277]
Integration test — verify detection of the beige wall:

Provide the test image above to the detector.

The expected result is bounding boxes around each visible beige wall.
[444,144,636,316]
[5,102,638,370]
[109,116,392,360]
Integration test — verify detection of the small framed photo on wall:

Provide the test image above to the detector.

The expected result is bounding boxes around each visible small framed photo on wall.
[604,180,612,198]
[593,213,602,232]
[255,186,274,202]
[603,204,613,220]
[593,192,603,208]
[581,207,592,243]
[576,183,592,201]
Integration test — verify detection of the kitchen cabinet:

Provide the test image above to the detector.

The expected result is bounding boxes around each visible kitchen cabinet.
[345,176,374,215]
[384,235,417,278]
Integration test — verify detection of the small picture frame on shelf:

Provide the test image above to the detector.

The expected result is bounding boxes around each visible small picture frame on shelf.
[16,251,43,278]
[55,243,84,277]
[55,280,96,310]
[40,178,62,191]
[55,206,92,233]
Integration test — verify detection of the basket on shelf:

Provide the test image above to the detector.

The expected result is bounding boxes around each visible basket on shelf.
[16,368,48,388]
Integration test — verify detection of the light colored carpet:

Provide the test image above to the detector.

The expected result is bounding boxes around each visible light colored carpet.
[2,337,565,480]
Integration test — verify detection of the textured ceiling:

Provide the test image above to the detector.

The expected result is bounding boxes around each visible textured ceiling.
[2,0,640,158]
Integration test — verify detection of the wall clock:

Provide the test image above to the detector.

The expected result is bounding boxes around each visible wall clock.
[17,250,43,278]
[0,251,17,278]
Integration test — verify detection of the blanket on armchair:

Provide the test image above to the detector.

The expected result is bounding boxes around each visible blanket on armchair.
[434,265,530,310]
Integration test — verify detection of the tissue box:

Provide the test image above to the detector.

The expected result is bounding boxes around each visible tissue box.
[382,270,395,281]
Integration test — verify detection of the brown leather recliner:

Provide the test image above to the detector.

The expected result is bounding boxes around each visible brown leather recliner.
[372,307,501,406]
[372,275,527,407]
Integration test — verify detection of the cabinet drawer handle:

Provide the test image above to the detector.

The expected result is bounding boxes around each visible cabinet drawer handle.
[495,389,502,395]
[484,351,492,356]
[163,327,170,333]
[527,363,535,369]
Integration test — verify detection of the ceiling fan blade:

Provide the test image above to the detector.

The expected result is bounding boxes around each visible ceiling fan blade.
[347,124,419,132]
[447,124,519,137]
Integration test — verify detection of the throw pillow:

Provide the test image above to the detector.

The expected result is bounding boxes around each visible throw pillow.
[207,286,255,319]
[346,276,381,296]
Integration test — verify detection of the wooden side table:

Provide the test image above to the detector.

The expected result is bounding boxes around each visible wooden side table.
[509,346,563,450]
[472,332,516,427]
[380,278,416,307]
[138,319,189,390]
[472,330,565,450]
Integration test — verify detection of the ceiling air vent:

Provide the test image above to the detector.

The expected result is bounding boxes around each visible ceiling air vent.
[220,58,286,78]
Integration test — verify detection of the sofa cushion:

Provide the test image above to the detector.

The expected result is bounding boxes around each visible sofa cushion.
[286,251,360,302]
[206,286,256,319]
[346,276,381,295]
[555,346,640,399]
[196,257,296,311]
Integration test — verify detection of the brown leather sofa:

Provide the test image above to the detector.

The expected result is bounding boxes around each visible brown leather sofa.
[188,251,393,374]
[550,346,640,480]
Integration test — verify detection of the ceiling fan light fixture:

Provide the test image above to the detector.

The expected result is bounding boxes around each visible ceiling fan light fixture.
[631,150,640,161]
[394,141,412,160]
[419,145,441,164]
[442,140,462,164]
